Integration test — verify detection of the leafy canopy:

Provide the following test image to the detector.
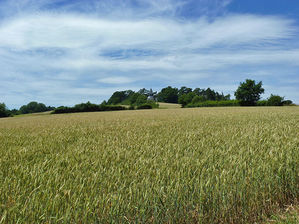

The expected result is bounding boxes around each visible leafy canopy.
[235,79,264,106]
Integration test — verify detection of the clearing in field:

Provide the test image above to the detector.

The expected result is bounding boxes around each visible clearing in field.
[0,107,298,223]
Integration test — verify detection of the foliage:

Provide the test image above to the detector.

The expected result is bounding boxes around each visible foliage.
[178,92,196,107]
[157,86,179,103]
[135,94,148,106]
[186,100,240,107]
[267,94,284,106]
[0,107,298,223]
[52,102,126,114]
[257,100,268,106]
[235,79,265,106]
[0,103,10,118]
[108,90,134,105]
[178,86,192,97]
[19,101,55,114]
[136,104,153,110]
[191,95,205,104]
[282,100,293,106]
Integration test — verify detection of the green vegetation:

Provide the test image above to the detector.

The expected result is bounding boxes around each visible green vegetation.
[235,79,265,106]
[0,107,298,223]
[52,102,127,114]
[186,100,240,107]
[0,101,55,118]
[19,101,55,114]
[0,103,10,118]
[266,206,299,224]
[1,79,295,118]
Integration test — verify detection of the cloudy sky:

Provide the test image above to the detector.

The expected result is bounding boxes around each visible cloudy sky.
[0,0,298,108]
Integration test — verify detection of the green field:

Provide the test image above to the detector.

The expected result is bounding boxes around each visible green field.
[0,107,298,223]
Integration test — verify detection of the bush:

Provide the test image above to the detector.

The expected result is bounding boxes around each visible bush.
[267,94,284,106]
[186,100,240,108]
[52,103,126,114]
[19,102,54,114]
[282,100,293,106]
[0,103,10,118]
[257,100,268,106]
[137,104,153,110]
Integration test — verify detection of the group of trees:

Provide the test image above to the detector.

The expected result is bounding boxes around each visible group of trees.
[154,80,293,107]
[0,79,295,118]
[0,103,10,118]
[0,101,55,118]
[156,86,231,106]
[19,102,55,114]
[235,79,293,106]
[106,88,158,108]
[52,102,126,114]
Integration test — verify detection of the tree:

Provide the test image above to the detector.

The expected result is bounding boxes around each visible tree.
[107,91,127,105]
[0,103,9,118]
[234,79,265,106]
[178,92,196,107]
[19,102,54,114]
[267,94,284,106]
[191,95,205,104]
[178,86,192,97]
[157,86,179,103]
[135,94,147,106]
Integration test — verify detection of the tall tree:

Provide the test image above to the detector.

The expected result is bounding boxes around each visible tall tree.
[178,86,192,97]
[157,86,179,103]
[0,103,9,118]
[235,79,265,106]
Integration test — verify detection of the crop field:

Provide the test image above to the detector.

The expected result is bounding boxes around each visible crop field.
[0,107,298,223]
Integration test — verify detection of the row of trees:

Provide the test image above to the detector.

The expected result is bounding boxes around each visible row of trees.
[106,88,158,107]
[106,79,293,108]
[0,79,295,118]
[0,102,55,118]
[106,87,230,107]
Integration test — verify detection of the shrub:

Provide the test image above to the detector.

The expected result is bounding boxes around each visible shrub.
[267,94,284,106]
[0,103,10,118]
[52,103,126,114]
[282,100,293,106]
[257,100,268,106]
[186,100,240,108]
[137,104,153,110]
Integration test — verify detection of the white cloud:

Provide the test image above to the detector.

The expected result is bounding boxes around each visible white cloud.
[97,76,135,84]
[0,0,299,107]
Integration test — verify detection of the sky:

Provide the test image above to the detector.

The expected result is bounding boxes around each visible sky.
[0,0,298,108]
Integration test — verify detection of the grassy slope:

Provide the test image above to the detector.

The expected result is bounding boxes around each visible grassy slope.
[158,102,182,109]
[0,107,298,223]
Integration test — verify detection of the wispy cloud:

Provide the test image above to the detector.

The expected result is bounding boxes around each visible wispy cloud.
[0,0,298,108]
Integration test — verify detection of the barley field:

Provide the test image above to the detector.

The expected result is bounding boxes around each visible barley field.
[0,107,298,223]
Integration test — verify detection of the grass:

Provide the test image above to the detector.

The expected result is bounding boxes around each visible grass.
[158,102,182,109]
[0,107,298,223]
[266,205,299,224]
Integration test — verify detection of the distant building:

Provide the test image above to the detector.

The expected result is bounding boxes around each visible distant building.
[147,88,156,101]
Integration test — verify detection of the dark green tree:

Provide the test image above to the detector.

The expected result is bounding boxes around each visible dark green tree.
[135,94,147,106]
[178,86,192,97]
[107,91,127,105]
[19,102,49,114]
[178,92,196,107]
[0,103,10,118]
[267,94,284,106]
[157,86,179,103]
[235,79,265,106]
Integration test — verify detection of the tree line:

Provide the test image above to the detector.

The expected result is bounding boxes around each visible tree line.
[0,79,294,117]
[0,102,55,118]
[106,79,293,108]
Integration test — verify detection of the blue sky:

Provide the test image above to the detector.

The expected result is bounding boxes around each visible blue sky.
[0,0,298,108]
